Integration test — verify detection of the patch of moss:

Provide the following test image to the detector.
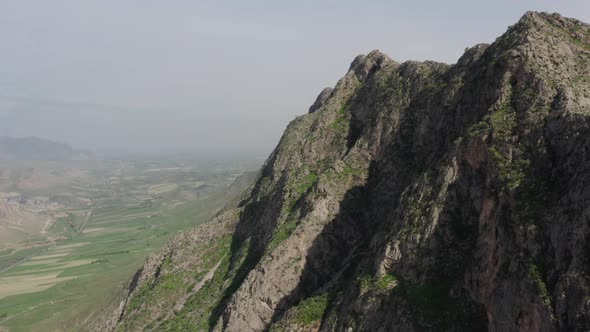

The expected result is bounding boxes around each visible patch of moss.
[466,117,491,140]
[130,275,187,315]
[375,274,397,289]
[294,173,318,195]
[488,101,530,190]
[571,36,590,51]
[326,165,363,184]
[126,282,152,313]
[341,165,362,177]
[545,20,590,54]
[293,293,329,325]
[330,104,349,132]
[358,273,398,291]
[424,80,447,94]
[489,146,530,190]
[161,250,231,331]
[528,263,551,306]
[268,170,320,254]
[358,274,373,290]
[285,171,318,214]
[127,236,233,332]
[490,104,516,140]
[206,236,263,329]
[257,176,272,194]
[403,193,431,230]
[266,220,298,254]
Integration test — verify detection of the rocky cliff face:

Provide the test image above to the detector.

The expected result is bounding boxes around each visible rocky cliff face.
[104,12,590,331]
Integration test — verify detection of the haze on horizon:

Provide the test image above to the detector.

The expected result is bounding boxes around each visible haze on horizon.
[0,0,588,158]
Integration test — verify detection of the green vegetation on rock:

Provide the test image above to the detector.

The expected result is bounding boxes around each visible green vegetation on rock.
[488,97,530,190]
[285,170,318,213]
[156,236,233,331]
[359,273,398,291]
[294,172,318,195]
[267,220,298,254]
[489,146,530,190]
[330,104,349,132]
[528,263,551,306]
[293,293,329,324]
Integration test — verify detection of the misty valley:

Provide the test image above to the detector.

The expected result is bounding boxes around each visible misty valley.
[0,156,258,331]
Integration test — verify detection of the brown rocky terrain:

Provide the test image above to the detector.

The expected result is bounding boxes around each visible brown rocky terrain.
[102,12,590,331]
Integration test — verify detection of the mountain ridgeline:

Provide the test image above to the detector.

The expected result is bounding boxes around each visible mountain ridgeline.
[99,12,590,331]
[0,136,92,160]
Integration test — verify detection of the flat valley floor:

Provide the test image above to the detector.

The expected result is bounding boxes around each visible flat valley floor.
[0,160,257,331]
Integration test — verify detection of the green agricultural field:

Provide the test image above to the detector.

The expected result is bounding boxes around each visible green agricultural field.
[0,159,258,331]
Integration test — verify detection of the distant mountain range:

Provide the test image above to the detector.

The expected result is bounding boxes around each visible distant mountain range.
[0,136,92,160]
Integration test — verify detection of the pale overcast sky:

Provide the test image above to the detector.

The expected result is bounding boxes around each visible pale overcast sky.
[0,1,588,158]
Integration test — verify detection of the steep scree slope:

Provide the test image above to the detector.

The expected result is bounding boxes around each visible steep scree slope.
[104,12,590,332]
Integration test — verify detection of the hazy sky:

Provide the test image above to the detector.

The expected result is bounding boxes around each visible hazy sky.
[0,1,588,158]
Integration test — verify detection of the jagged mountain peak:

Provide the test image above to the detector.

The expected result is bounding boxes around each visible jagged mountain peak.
[308,87,333,114]
[518,11,588,32]
[490,11,590,66]
[348,49,394,82]
[456,43,489,67]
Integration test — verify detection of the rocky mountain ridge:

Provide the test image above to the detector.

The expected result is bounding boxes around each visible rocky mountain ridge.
[101,12,590,331]
[0,136,92,160]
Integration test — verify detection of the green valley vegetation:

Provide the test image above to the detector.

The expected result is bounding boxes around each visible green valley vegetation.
[0,159,258,331]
